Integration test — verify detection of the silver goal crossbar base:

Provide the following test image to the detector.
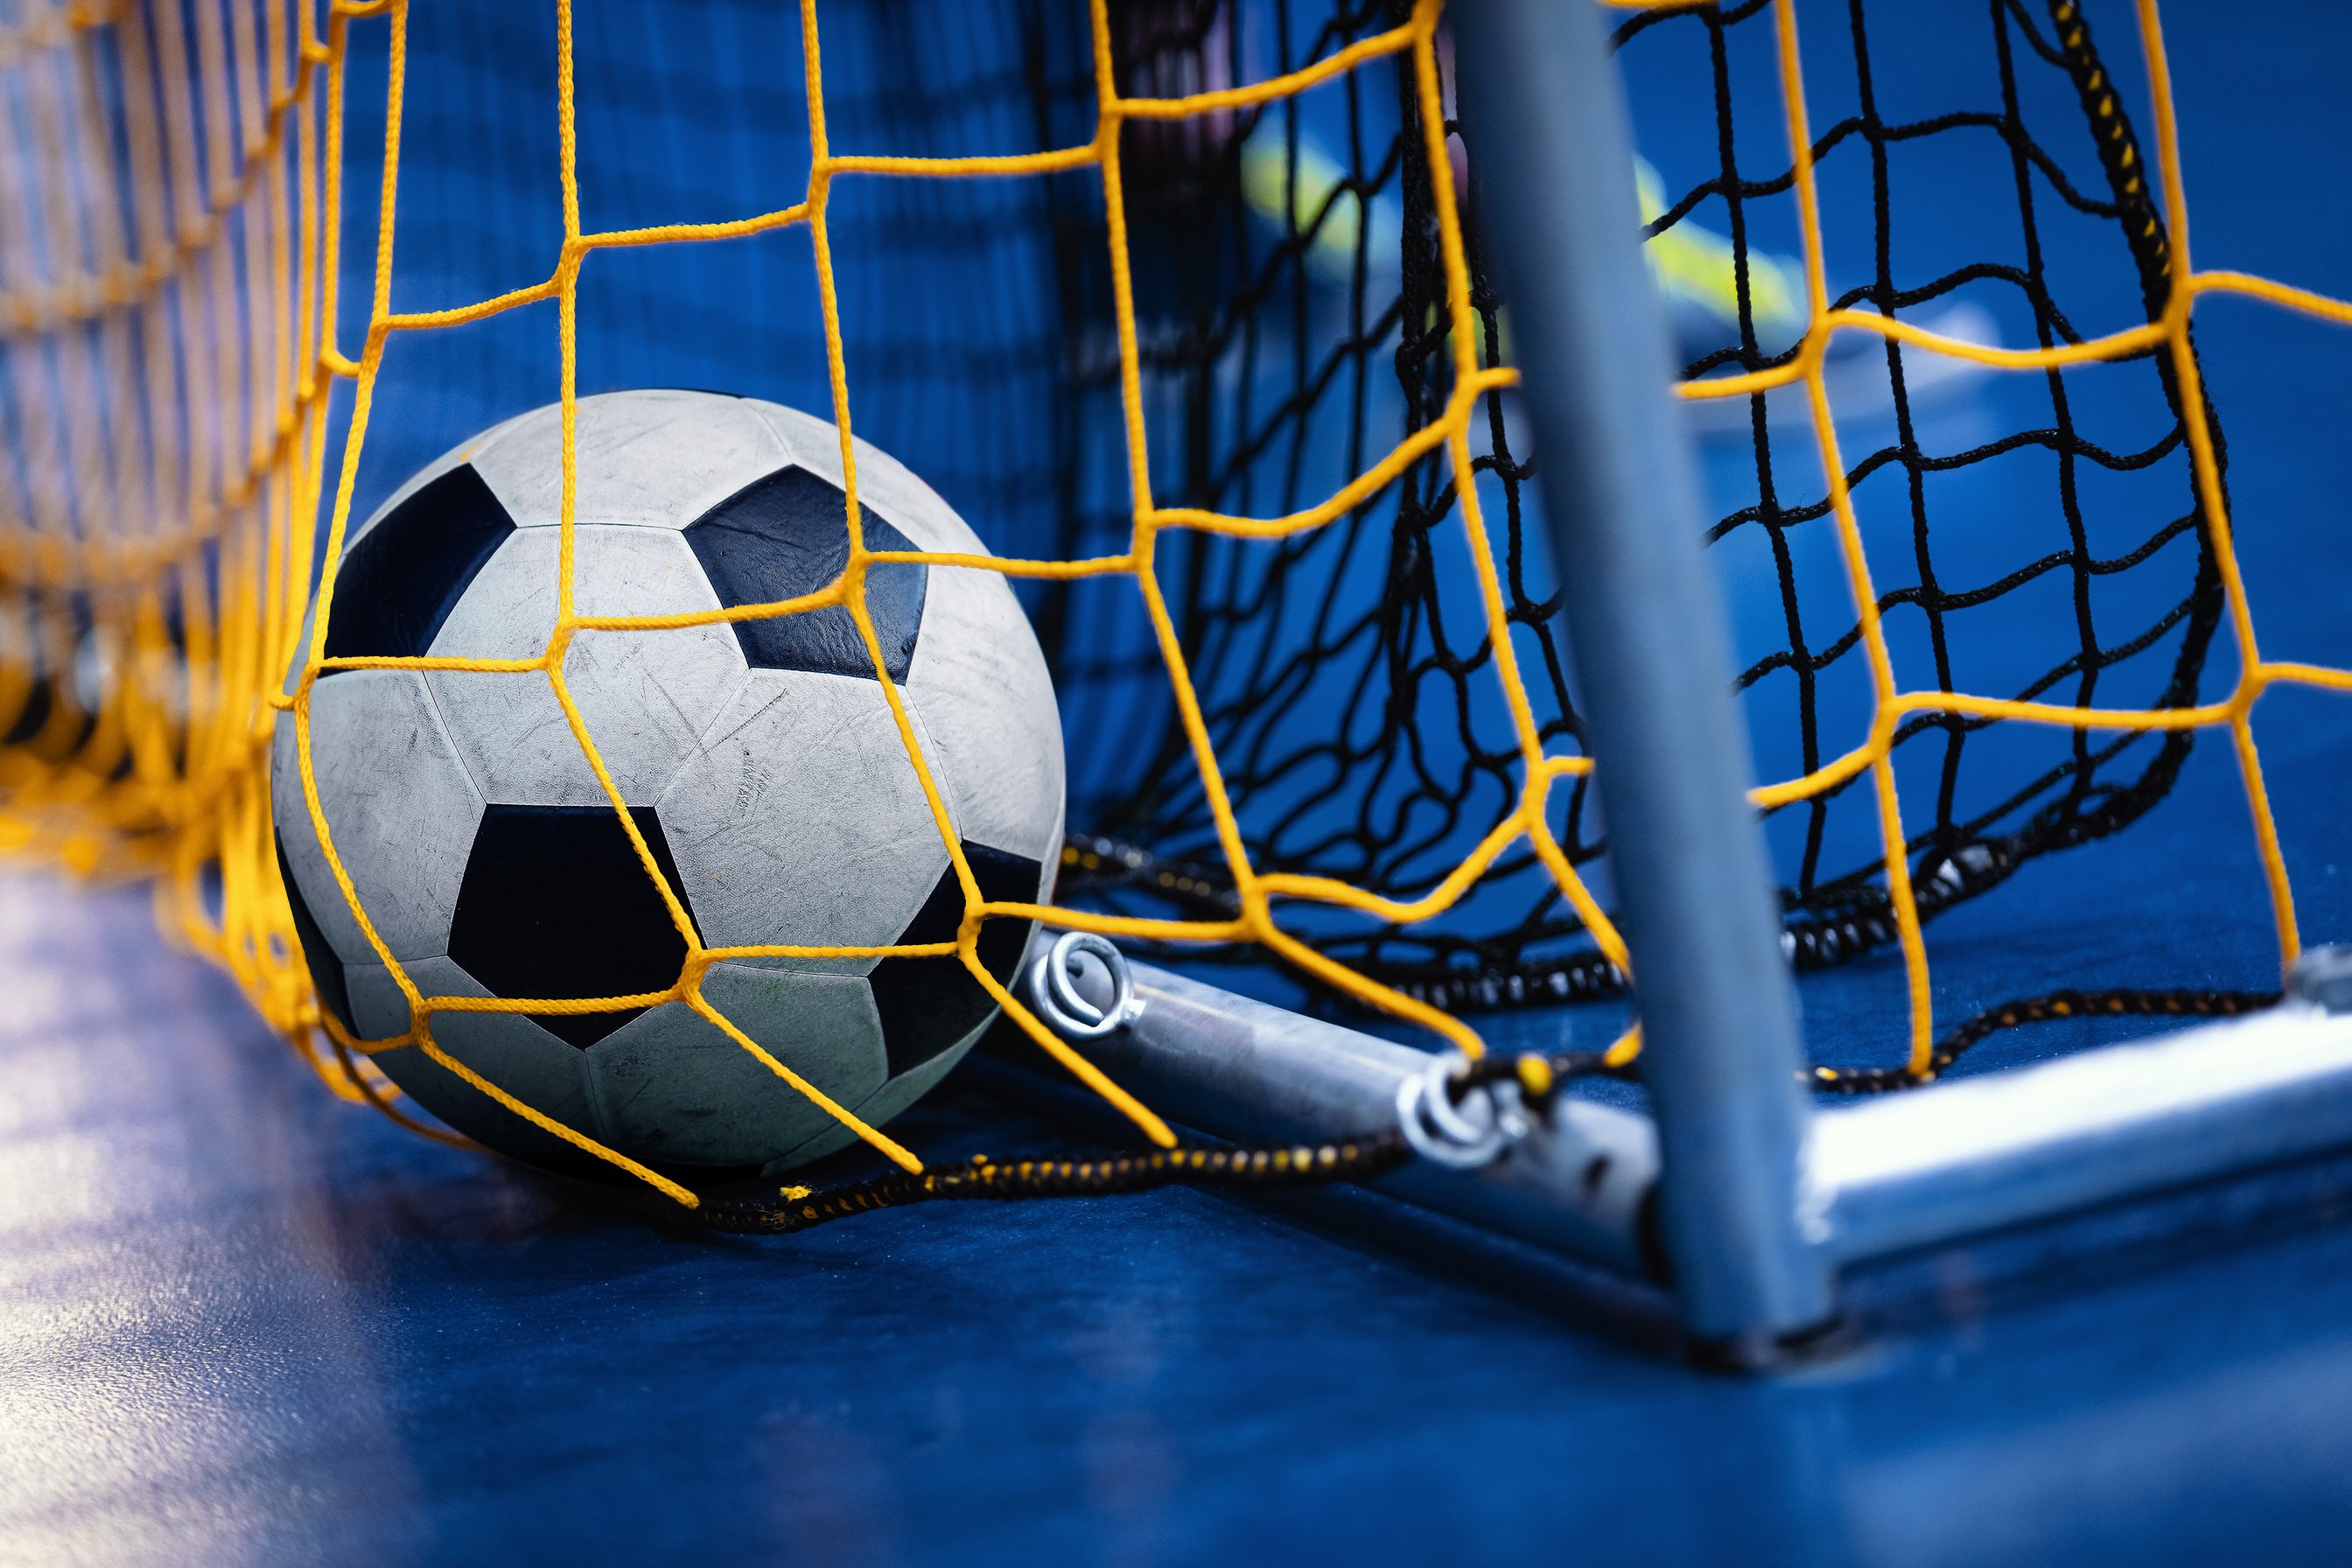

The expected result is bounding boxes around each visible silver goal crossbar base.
[1016,942,2352,1366]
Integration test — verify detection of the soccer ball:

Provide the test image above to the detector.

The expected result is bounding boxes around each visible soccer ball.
[270,390,1065,1178]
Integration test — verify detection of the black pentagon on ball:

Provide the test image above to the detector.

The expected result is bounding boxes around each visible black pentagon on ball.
[683,465,928,681]
[868,841,1044,1075]
[448,804,701,1049]
[320,464,516,676]
[275,831,358,1038]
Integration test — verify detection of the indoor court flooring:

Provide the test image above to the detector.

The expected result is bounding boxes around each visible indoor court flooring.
[10,869,2352,1566]
[7,4,2352,1565]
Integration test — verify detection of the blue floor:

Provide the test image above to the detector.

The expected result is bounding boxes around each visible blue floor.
[6,873,2352,1566]
[10,3,2352,1564]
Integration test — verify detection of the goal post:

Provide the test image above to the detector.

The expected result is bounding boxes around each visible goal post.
[1446,0,1830,1355]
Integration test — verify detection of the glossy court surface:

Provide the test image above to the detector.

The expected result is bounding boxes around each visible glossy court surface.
[8,4,2352,1564]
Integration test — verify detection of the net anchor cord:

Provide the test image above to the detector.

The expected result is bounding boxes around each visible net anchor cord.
[1452,0,1833,1351]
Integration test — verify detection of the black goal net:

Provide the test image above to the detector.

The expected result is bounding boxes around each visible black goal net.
[1018,0,2221,1013]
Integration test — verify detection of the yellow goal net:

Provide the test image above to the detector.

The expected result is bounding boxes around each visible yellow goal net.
[4,0,2351,1208]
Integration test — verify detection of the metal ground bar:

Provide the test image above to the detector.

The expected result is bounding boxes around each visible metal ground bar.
[1051,962,2352,1295]
[1809,1000,2352,1265]
[1088,963,1661,1281]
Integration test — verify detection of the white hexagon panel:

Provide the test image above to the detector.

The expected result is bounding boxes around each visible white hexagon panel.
[424,524,750,806]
